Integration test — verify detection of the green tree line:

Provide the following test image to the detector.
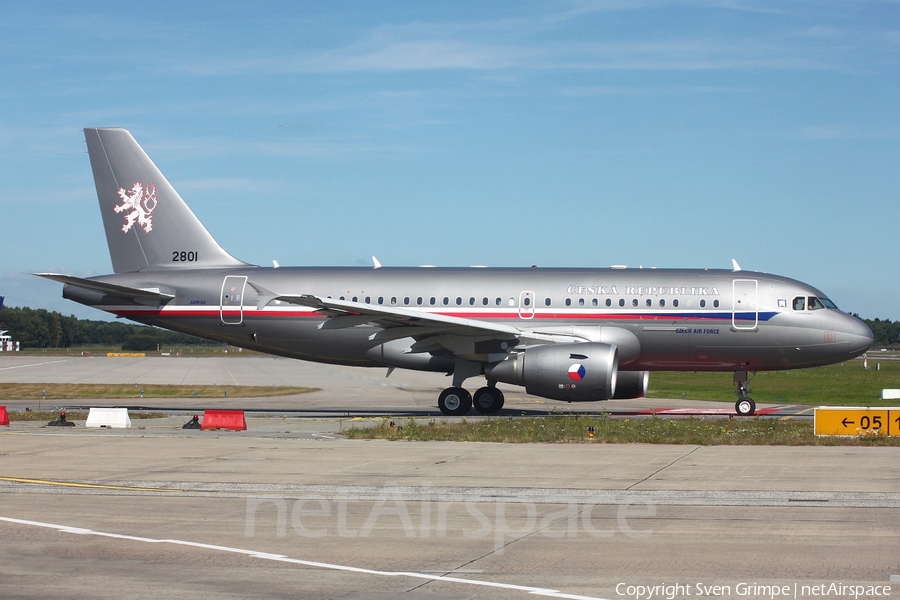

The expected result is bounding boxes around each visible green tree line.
[0,304,898,349]
[0,306,216,349]
[863,318,900,348]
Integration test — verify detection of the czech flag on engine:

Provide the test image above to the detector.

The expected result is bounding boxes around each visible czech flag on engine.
[568,364,586,381]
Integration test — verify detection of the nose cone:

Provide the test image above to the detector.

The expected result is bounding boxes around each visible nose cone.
[844,314,874,357]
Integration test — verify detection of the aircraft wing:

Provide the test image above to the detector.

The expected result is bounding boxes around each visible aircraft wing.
[34,273,175,301]
[248,282,521,344]
[249,282,618,362]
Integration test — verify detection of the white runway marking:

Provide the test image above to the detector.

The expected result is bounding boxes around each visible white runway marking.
[0,515,607,600]
[0,359,70,371]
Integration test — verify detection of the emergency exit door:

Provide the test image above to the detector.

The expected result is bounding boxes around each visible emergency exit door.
[220,276,247,325]
[732,279,758,331]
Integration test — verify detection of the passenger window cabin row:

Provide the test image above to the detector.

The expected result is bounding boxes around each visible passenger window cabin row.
[329,295,725,309]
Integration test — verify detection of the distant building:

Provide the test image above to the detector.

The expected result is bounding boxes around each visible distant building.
[0,297,19,350]
[0,330,18,352]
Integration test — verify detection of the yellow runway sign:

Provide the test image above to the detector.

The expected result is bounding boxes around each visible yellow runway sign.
[814,407,900,436]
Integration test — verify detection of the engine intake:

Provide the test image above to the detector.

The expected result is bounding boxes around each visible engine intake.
[486,342,618,401]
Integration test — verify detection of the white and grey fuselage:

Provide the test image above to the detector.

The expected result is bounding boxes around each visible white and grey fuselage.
[63,265,871,374]
[42,128,874,415]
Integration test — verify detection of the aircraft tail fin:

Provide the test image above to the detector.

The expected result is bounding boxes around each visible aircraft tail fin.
[84,128,249,273]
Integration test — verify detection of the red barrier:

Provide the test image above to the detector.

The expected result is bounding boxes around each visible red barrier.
[0,406,8,427]
[200,410,247,431]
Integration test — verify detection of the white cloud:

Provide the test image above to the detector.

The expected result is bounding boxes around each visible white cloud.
[171,24,848,78]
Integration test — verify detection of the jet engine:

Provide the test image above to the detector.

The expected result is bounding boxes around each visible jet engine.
[611,371,649,399]
[486,342,618,401]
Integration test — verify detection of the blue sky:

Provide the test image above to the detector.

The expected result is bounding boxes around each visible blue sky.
[1,1,899,320]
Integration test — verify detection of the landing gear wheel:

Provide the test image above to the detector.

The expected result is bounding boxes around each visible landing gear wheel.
[438,387,472,416]
[735,398,756,417]
[472,386,505,415]
[733,376,755,417]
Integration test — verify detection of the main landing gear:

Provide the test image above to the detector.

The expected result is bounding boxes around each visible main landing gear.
[734,371,756,416]
[437,385,505,416]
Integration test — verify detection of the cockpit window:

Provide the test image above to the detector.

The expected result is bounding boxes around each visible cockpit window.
[820,297,839,310]
[793,295,839,311]
[808,296,826,311]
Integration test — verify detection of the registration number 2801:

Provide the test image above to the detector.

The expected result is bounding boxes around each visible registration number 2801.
[172,251,198,262]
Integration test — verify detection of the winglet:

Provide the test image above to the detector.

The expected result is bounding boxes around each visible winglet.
[246,282,322,310]
[246,281,280,309]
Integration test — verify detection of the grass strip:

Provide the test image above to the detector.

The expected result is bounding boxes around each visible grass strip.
[346,414,900,446]
[648,360,900,406]
[0,383,319,400]
[8,410,168,421]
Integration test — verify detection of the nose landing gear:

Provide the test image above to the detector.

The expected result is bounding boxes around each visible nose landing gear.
[734,371,756,416]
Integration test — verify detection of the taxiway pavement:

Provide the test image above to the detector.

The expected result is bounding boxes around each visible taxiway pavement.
[0,354,804,418]
[0,355,895,599]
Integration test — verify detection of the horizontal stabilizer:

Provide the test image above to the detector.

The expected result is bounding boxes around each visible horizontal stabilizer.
[34,273,175,300]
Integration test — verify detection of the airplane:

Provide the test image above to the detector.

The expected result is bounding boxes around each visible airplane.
[38,128,874,417]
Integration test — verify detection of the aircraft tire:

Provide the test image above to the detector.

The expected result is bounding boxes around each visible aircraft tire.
[735,398,756,417]
[438,387,472,416]
[472,387,504,415]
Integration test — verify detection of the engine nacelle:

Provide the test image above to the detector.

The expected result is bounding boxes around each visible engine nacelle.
[612,371,649,399]
[486,343,618,401]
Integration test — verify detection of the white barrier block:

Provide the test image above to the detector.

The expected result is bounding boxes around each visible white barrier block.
[85,407,132,428]
[883,389,900,400]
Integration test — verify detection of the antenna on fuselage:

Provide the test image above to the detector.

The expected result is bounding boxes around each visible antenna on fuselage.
[732,259,742,272]
[373,256,382,269]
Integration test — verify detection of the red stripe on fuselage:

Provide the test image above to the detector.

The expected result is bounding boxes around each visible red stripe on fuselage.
[105,306,736,323]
